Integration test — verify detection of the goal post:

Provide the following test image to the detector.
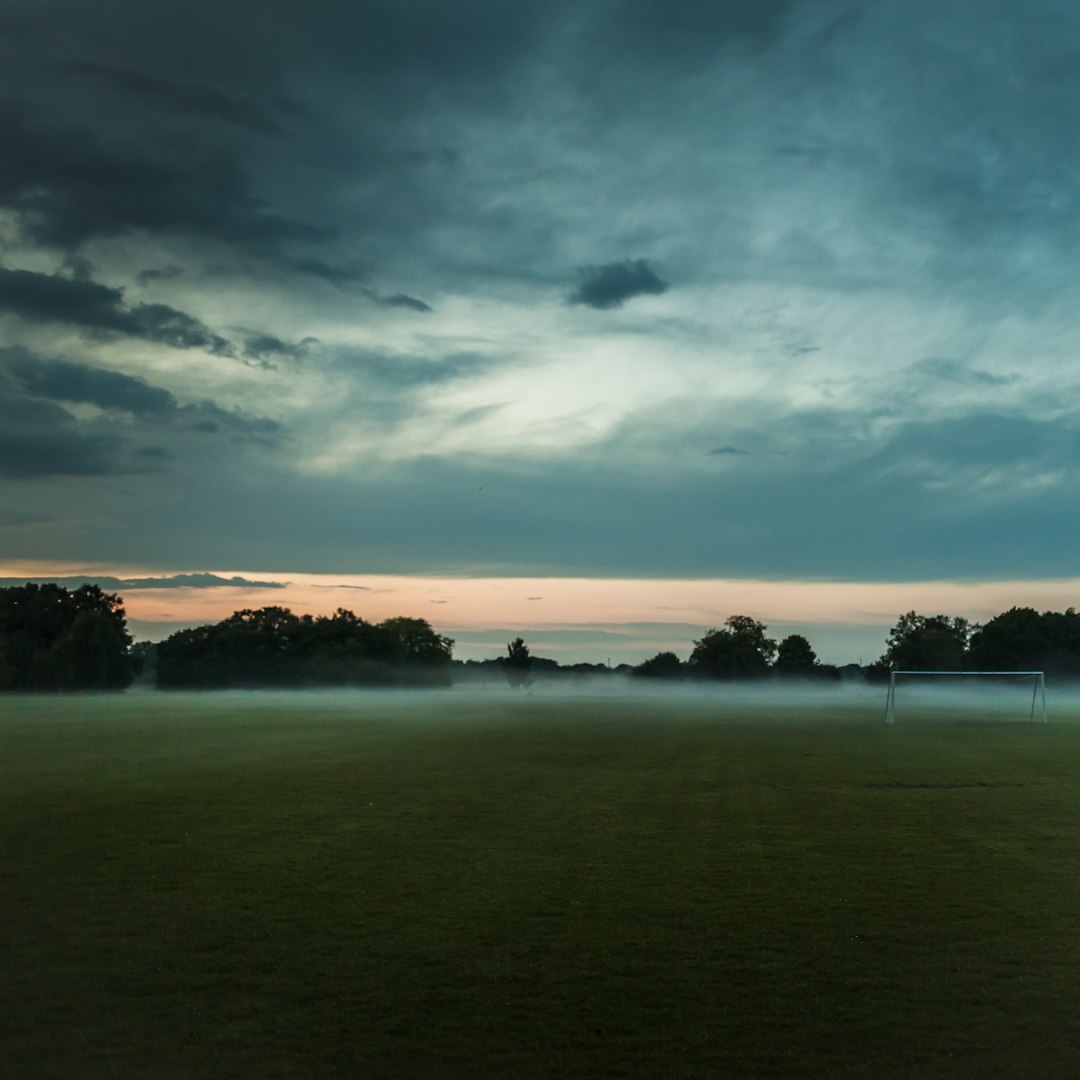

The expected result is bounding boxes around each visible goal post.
[884,670,1047,724]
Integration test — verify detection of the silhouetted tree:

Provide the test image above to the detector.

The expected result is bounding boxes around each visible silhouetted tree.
[156,607,454,688]
[0,583,135,691]
[688,616,777,680]
[880,611,970,671]
[774,634,818,677]
[633,651,684,678]
[502,637,532,688]
[967,607,1080,679]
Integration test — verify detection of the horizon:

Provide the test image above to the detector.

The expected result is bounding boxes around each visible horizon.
[4,563,1080,667]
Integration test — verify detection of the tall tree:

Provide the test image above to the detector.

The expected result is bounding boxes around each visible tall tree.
[968,607,1080,679]
[502,637,532,688]
[0,583,135,691]
[774,634,818,677]
[880,611,971,671]
[688,616,777,680]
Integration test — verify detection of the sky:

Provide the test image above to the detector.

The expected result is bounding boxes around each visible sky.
[2,0,1079,665]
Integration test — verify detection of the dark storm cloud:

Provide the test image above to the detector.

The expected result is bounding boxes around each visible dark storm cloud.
[568,259,670,309]
[243,334,315,364]
[0,267,234,355]
[6,349,176,415]
[0,102,326,251]
[61,60,299,135]
[0,376,158,479]
[0,427,137,479]
[0,348,287,450]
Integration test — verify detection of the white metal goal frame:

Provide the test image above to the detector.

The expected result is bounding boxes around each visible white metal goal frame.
[884,670,1047,725]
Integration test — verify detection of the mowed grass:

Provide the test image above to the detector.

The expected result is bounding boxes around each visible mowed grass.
[3,689,1080,1079]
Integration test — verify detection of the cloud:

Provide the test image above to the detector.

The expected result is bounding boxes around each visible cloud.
[0,266,234,355]
[283,258,371,288]
[0,427,139,479]
[62,60,299,136]
[340,349,494,388]
[912,358,1018,387]
[0,349,287,464]
[378,292,433,313]
[4,0,1080,591]
[6,349,177,415]
[0,101,327,251]
[586,0,794,64]
[0,573,285,589]
[135,265,184,285]
[568,259,670,309]
[243,334,316,364]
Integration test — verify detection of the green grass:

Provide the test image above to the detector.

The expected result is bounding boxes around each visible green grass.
[3,689,1080,1078]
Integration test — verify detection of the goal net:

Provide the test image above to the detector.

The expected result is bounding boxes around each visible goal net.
[884,670,1047,724]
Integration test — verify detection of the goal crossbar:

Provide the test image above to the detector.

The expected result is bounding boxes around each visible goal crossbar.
[884,670,1047,724]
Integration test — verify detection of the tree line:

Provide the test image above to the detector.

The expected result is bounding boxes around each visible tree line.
[3,582,1080,691]
[631,608,1080,683]
[871,608,1080,679]
[631,616,841,681]
[154,607,454,688]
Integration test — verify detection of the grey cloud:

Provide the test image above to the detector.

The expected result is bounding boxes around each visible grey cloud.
[13,401,1080,581]
[176,402,285,445]
[1,349,287,447]
[0,427,141,479]
[912,358,1018,387]
[136,265,184,285]
[0,573,285,589]
[0,367,158,478]
[378,293,433,313]
[0,266,234,355]
[454,403,506,426]
[708,445,751,456]
[0,101,327,252]
[341,349,494,388]
[568,259,670,309]
[7,349,176,415]
[62,60,298,135]
[865,412,1079,477]
[243,334,316,364]
[284,258,371,288]
[134,445,173,462]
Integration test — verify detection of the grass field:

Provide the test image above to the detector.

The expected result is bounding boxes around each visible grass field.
[3,686,1080,1078]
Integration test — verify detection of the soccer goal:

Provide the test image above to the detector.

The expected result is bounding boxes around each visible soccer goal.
[884,670,1047,724]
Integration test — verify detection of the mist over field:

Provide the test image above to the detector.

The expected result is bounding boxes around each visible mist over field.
[116,675,1070,724]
